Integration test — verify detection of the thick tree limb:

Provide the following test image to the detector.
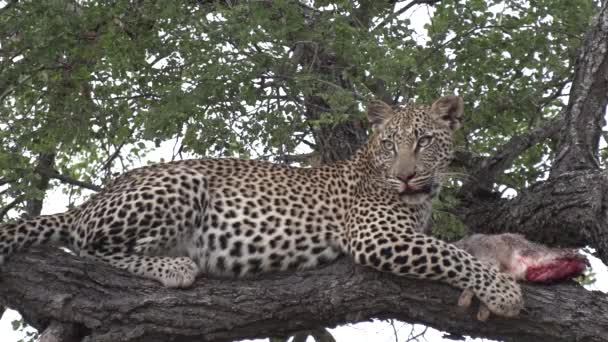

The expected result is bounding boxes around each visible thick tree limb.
[550,0,608,177]
[0,248,606,342]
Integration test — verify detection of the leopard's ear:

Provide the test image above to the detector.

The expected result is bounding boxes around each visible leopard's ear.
[367,100,394,132]
[431,95,464,130]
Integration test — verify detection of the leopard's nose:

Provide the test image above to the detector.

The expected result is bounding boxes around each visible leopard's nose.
[397,171,416,183]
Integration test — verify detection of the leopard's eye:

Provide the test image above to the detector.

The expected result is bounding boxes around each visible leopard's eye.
[417,135,434,148]
[381,139,395,151]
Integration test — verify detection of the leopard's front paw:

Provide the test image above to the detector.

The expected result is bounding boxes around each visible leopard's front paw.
[458,288,491,321]
[479,273,523,319]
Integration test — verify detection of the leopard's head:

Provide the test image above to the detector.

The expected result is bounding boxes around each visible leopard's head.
[366,95,463,205]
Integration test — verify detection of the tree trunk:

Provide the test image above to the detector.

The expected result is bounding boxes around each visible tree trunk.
[1,248,606,342]
[550,1,608,177]
[24,153,56,218]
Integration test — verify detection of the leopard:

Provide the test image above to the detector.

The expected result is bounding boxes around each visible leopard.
[0,95,523,319]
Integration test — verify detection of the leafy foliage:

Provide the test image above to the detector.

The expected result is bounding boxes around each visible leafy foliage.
[0,0,599,234]
[1,0,597,203]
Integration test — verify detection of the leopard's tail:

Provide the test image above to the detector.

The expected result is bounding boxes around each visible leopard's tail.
[0,212,75,264]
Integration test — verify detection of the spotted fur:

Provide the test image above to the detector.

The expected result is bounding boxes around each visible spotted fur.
[0,96,523,318]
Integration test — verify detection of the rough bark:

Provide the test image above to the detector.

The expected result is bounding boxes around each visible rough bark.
[307,99,369,163]
[0,248,606,342]
[458,170,608,264]
[550,0,608,177]
[39,321,84,342]
[24,152,56,218]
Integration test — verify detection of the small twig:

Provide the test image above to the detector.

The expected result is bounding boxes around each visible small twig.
[0,194,25,221]
[36,168,102,192]
[372,0,441,33]
[100,140,128,173]
[108,93,160,101]
[406,326,427,342]
[389,319,400,342]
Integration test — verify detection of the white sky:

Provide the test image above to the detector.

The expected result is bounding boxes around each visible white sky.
[2,2,608,342]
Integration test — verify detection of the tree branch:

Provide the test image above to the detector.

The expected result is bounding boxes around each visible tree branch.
[36,168,102,192]
[372,0,442,33]
[457,116,562,197]
[0,177,16,187]
[0,195,25,221]
[100,140,128,176]
[0,248,605,342]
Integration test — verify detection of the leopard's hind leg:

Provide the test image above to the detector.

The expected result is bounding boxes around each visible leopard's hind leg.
[81,248,198,288]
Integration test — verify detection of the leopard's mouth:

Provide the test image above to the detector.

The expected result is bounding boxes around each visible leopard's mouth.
[397,182,440,204]
[398,183,433,196]
[399,184,433,196]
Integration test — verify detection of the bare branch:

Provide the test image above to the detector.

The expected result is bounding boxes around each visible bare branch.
[457,170,608,265]
[100,140,128,174]
[36,168,102,192]
[107,93,160,101]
